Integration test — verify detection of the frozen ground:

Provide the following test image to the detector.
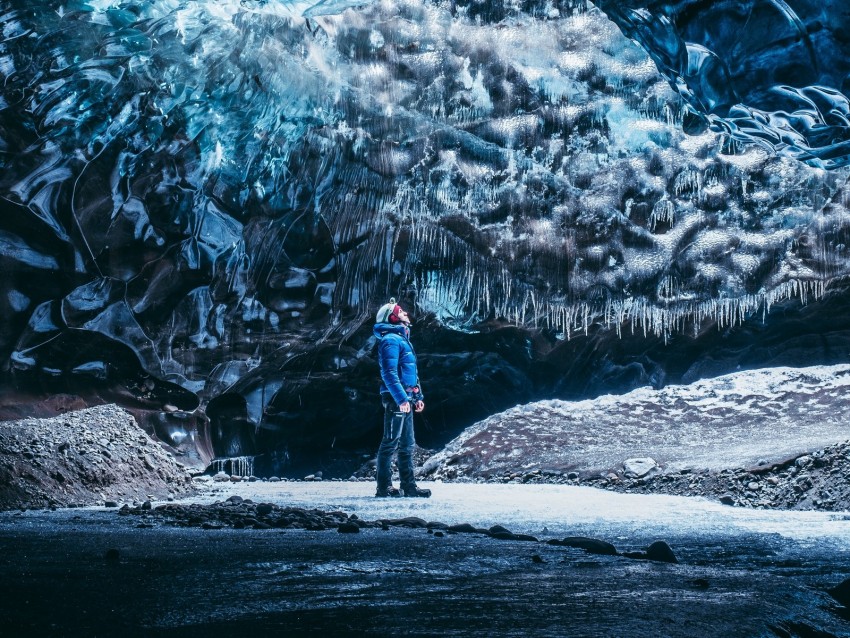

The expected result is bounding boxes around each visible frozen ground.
[2,482,850,636]
[191,480,850,547]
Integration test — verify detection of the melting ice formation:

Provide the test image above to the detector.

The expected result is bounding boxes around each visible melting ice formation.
[4,0,850,461]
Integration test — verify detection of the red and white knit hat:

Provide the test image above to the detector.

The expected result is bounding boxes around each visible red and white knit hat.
[376,298,404,324]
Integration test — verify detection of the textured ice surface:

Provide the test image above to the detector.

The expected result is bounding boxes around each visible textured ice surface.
[4,1,850,459]
[596,0,850,169]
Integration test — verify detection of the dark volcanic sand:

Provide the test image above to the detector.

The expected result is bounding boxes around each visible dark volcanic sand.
[1,505,849,637]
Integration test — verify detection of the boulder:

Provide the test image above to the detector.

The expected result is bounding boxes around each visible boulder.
[337,522,360,534]
[829,578,850,607]
[646,541,678,564]
[548,537,618,556]
[623,458,658,479]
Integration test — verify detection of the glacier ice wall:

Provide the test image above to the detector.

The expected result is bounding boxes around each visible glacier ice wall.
[596,0,850,169]
[3,0,850,467]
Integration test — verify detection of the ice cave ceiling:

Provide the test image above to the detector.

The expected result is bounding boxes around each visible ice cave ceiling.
[4,0,850,467]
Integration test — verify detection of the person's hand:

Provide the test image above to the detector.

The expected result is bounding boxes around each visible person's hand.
[414,400,424,412]
[398,401,411,413]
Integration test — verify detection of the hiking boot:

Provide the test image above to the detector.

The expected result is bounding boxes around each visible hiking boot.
[375,486,401,498]
[401,485,431,498]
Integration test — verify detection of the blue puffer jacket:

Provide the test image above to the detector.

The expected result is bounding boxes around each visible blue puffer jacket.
[374,322,423,406]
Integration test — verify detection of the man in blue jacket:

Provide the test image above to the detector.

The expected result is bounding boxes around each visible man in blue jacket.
[373,298,431,498]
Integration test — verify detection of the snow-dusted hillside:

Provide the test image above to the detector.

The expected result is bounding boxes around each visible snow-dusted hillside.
[423,364,850,478]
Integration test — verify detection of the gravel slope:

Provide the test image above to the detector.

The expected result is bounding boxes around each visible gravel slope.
[0,404,193,510]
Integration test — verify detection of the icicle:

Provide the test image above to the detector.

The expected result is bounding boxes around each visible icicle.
[210,456,255,478]
[674,169,701,197]
[650,197,675,230]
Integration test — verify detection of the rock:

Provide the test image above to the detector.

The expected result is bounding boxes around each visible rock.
[433,531,445,538]
[567,472,579,480]
[747,482,760,491]
[547,537,618,556]
[828,577,850,607]
[623,458,658,478]
[141,500,152,510]
[213,472,230,483]
[645,541,678,564]
[719,494,735,505]
[256,503,274,516]
[338,522,360,533]
[268,476,281,482]
[230,475,242,482]
[104,500,119,508]
[532,554,545,563]
[226,495,244,505]
[385,517,428,528]
[447,523,479,534]
[489,524,512,535]
[490,531,519,541]
[490,530,537,543]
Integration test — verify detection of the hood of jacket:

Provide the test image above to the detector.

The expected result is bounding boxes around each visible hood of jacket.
[373,322,410,340]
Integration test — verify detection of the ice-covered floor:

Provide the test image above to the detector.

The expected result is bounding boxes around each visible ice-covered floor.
[191,480,850,549]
